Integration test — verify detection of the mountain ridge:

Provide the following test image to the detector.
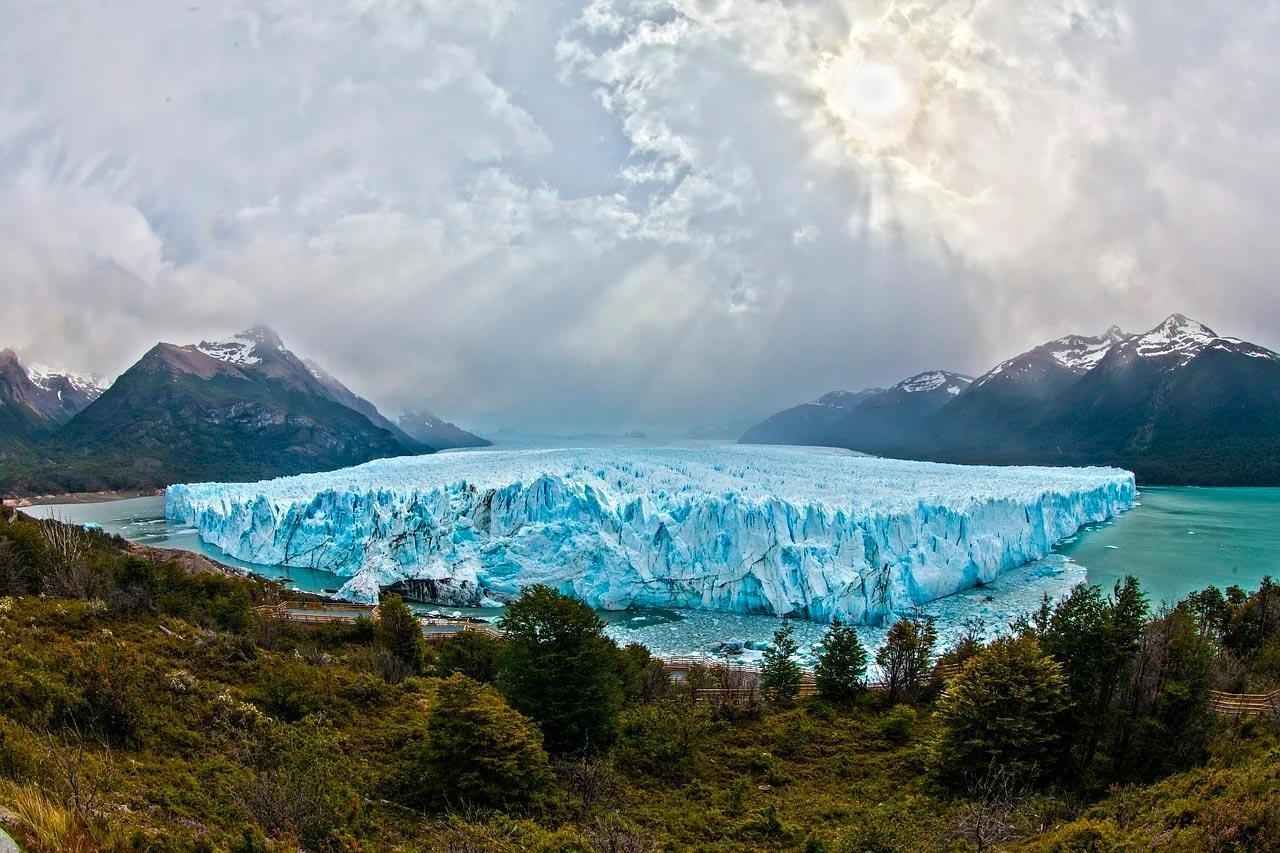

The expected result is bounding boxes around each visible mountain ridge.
[741,314,1280,485]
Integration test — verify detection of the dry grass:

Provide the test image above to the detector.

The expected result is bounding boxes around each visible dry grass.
[3,784,96,853]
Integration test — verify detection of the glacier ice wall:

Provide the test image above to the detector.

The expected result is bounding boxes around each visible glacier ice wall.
[165,446,1136,624]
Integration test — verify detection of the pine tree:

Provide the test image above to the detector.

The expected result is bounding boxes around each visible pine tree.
[815,618,868,703]
[760,622,803,704]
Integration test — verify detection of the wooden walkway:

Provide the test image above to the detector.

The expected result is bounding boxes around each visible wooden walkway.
[255,600,502,641]
[1209,688,1280,718]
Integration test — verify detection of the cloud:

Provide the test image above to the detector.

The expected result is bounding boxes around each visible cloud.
[2,0,1279,433]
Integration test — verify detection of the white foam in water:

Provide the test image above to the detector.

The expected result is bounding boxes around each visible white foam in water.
[166,446,1134,625]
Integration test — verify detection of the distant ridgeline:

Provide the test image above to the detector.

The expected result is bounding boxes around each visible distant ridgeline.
[742,315,1280,486]
[0,326,487,496]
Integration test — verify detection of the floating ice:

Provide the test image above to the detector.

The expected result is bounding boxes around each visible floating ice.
[166,446,1135,624]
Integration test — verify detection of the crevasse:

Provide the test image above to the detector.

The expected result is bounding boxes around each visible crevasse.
[165,446,1136,624]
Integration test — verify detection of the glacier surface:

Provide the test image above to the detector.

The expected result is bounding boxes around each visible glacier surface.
[165,446,1136,624]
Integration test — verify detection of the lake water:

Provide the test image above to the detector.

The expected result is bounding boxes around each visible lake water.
[23,485,1280,663]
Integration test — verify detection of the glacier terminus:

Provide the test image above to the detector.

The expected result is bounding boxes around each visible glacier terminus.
[165,446,1136,624]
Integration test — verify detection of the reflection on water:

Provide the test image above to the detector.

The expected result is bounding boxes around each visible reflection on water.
[24,484,1279,661]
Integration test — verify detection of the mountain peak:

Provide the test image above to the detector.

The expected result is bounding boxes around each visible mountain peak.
[1133,314,1218,365]
[1103,325,1127,341]
[235,325,285,350]
[896,371,973,395]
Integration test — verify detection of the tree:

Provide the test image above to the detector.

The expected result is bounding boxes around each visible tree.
[814,619,867,703]
[399,674,550,811]
[435,630,505,684]
[875,613,937,704]
[760,622,803,704]
[1110,606,1214,781]
[934,636,1068,788]
[1039,578,1147,778]
[497,585,624,754]
[376,594,426,681]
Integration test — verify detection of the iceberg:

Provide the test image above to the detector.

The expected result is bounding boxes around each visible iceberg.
[165,446,1135,624]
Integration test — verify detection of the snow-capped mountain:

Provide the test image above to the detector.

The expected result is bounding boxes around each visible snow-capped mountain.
[741,371,970,452]
[44,326,429,491]
[742,314,1280,484]
[0,349,105,445]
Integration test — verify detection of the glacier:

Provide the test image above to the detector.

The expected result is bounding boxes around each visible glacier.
[165,446,1136,625]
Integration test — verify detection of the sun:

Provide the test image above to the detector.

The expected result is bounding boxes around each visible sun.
[817,48,920,154]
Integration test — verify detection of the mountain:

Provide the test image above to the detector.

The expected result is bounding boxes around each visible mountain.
[739,388,883,446]
[33,327,427,491]
[934,326,1131,452]
[1015,315,1280,483]
[397,410,490,450]
[740,371,971,452]
[741,315,1280,484]
[0,349,105,450]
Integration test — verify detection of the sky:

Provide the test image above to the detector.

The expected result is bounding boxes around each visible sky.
[3,0,1279,434]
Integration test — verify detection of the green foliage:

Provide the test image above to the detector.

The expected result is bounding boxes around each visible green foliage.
[242,721,363,851]
[815,618,868,704]
[1036,577,1147,780]
[934,636,1068,788]
[497,585,624,754]
[435,629,505,683]
[399,674,550,811]
[614,641,670,704]
[613,700,709,783]
[875,614,937,705]
[760,622,803,704]
[251,658,334,722]
[375,594,427,681]
[876,705,918,746]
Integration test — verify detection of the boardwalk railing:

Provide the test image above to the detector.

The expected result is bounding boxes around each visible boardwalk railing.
[1209,688,1280,718]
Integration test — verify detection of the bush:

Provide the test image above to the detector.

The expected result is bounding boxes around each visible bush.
[436,630,505,684]
[243,722,362,850]
[251,659,334,723]
[877,705,917,746]
[613,701,708,783]
[497,586,624,754]
[376,595,427,681]
[934,636,1068,788]
[399,674,550,811]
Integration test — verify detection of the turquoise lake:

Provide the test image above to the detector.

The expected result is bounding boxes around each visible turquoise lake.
[22,485,1280,662]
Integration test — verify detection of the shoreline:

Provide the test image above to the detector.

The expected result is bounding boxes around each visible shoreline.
[2,488,163,508]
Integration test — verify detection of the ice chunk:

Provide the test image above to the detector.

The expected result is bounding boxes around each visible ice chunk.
[166,446,1136,624]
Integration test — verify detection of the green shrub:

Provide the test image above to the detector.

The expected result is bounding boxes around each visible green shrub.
[251,659,335,723]
[613,701,708,783]
[398,674,550,812]
[934,636,1068,788]
[436,630,505,684]
[877,705,917,746]
[375,595,427,681]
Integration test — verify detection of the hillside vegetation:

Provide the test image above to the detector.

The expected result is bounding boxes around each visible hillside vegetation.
[0,506,1277,851]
